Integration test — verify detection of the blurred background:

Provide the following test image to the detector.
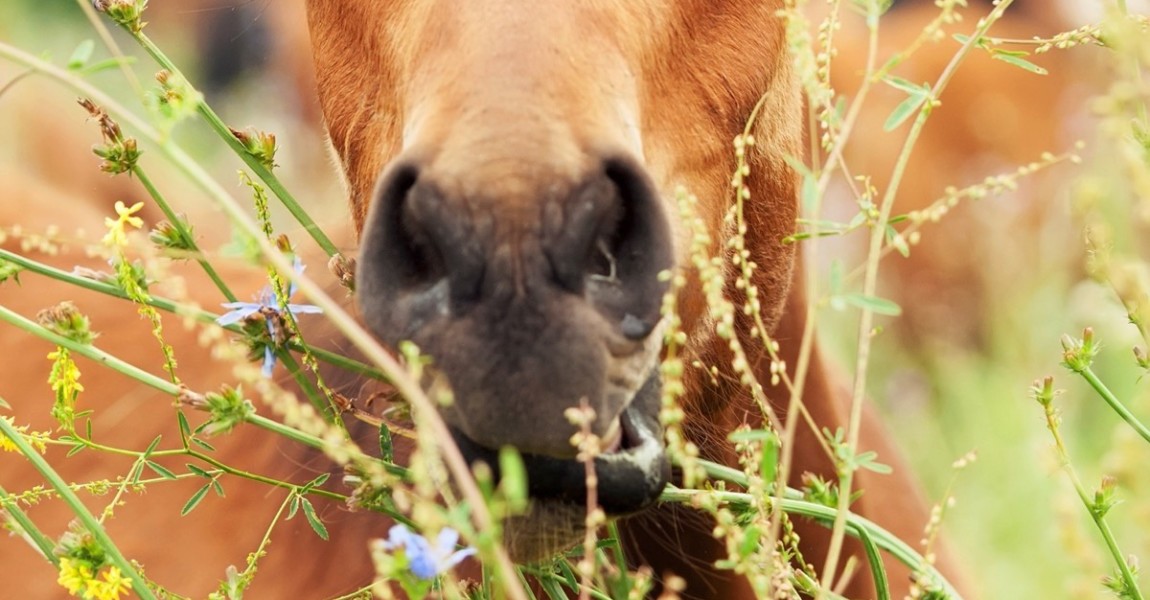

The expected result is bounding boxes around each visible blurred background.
[1,1,1149,598]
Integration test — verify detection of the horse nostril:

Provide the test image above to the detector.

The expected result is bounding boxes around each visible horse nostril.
[545,157,674,340]
[358,162,486,329]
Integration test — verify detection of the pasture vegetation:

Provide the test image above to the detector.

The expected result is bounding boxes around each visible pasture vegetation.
[0,1,1148,598]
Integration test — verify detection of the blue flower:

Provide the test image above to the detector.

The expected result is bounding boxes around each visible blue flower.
[215,258,322,377]
[380,524,476,580]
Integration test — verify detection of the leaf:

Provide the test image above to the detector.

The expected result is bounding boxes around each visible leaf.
[856,525,892,600]
[0,396,10,410]
[146,460,178,480]
[79,56,137,75]
[181,483,212,516]
[991,51,1048,75]
[67,40,95,71]
[66,443,86,457]
[186,463,213,479]
[883,93,927,132]
[143,435,163,458]
[305,472,331,490]
[856,450,894,475]
[300,499,329,540]
[177,411,191,439]
[885,225,910,258]
[378,423,393,464]
[498,447,529,513]
[842,293,903,316]
[190,437,216,452]
[210,478,226,497]
[881,75,926,95]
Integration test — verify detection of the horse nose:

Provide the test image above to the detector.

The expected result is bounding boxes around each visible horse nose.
[357,157,674,345]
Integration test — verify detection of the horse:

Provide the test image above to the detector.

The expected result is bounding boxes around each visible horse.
[304,0,961,597]
[0,1,981,598]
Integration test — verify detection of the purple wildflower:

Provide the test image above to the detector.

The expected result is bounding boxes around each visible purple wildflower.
[215,259,322,377]
[380,524,476,580]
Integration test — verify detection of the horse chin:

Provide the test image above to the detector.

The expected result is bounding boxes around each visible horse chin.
[451,370,670,562]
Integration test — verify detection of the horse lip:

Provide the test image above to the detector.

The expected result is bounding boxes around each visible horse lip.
[448,372,669,516]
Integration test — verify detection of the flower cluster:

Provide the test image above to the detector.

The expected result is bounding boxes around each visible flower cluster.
[57,557,132,600]
[55,526,133,600]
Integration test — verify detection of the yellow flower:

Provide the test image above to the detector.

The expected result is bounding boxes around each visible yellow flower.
[0,416,47,454]
[102,201,145,248]
[84,566,133,600]
[57,557,94,596]
[57,558,132,600]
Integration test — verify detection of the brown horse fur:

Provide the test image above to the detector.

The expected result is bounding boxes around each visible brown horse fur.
[0,2,1056,599]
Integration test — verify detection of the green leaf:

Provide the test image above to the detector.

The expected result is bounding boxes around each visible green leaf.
[300,499,329,540]
[66,443,86,457]
[842,293,903,316]
[883,93,927,132]
[856,525,892,600]
[498,446,529,513]
[856,450,894,474]
[146,460,178,480]
[79,56,136,75]
[186,463,213,479]
[305,472,331,490]
[287,494,301,520]
[181,483,212,516]
[143,435,163,458]
[881,75,925,95]
[991,51,1048,75]
[177,411,192,439]
[210,478,226,497]
[885,225,910,258]
[378,423,393,464]
[0,396,9,410]
[737,525,761,559]
[190,437,216,452]
[66,40,94,71]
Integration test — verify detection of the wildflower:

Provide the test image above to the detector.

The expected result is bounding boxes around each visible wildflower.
[57,557,132,600]
[378,524,476,581]
[0,416,49,454]
[215,258,322,377]
[57,557,94,596]
[102,201,145,248]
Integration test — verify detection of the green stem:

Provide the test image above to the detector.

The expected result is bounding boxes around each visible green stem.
[0,482,58,563]
[1077,366,1150,444]
[130,33,339,257]
[1041,400,1144,599]
[0,249,387,381]
[0,417,158,600]
[658,487,963,599]
[132,167,237,302]
[822,2,1016,592]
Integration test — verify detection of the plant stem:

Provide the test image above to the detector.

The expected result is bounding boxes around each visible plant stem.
[659,487,964,599]
[820,3,1015,592]
[0,417,158,600]
[1077,366,1150,444]
[130,33,340,257]
[132,166,237,302]
[0,482,57,563]
[0,248,387,381]
[1040,395,1144,599]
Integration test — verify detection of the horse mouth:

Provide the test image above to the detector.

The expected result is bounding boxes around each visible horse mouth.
[447,371,670,560]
